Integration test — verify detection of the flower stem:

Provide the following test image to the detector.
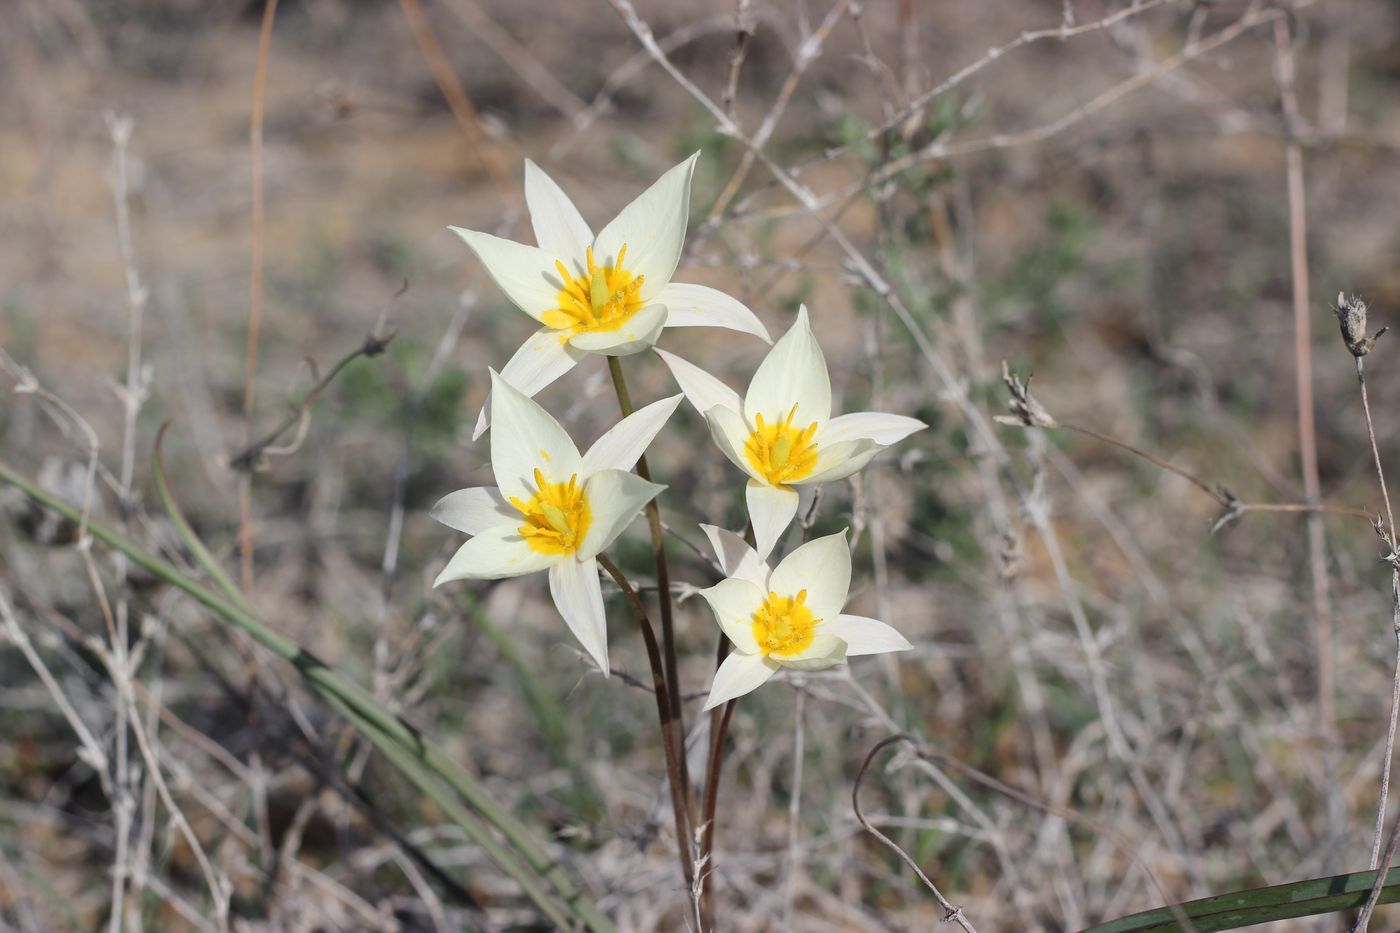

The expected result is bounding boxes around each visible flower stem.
[596,553,697,904]
[605,355,692,817]
[698,638,735,931]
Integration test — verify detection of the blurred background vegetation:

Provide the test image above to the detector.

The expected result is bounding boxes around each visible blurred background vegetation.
[5,0,1400,929]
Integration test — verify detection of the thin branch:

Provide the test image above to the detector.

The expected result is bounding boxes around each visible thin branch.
[852,736,978,932]
[1275,13,1340,843]
[240,0,279,590]
[229,325,397,472]
[398,0,515,195]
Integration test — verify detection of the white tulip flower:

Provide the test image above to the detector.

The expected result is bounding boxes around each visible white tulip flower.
[431,371,681,676]
[696,526,912,709]
[658,306,926,559]
[452,153,770,438]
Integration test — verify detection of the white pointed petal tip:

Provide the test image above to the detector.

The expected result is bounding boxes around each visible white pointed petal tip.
[580,393,683,475]
[448,226,559,322]
[703,651,777,710]
[699,524,768,588]
[655,348,743,418]
[655,282,770,343]
[820,411,927,447]
[744,303,830,426]
[549,558,610,676]
[522,159,593,262]
[821,614,912,656]
[430,487,514,536]
[745,480,800,561]
[593,153,699,296]
[487,369,582,501]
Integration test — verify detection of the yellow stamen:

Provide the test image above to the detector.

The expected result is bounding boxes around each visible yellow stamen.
[745,406,821,486]
[543,242,647,336]
[512,469,591,555]
[751,590,818,657]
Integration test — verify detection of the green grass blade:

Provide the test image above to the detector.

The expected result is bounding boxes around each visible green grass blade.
[1082,867,1400,932]
[0,456,613,932]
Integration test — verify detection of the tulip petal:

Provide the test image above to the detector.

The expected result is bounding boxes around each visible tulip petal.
[594,153,699,300]
[473,328,586,440]
[819,614,912,656]
[488,370,582,502]
[698,577,765,654]
[743,305,830,427]
[524,160,593,265]
[775,632,847,670]
[820,411,926,446]
[450,227,561,322]
[430,486,514,536]
[704,406,759,479]
[746,480,800,561]
[703,651,779,710]
[549,557,610,676]
[434,524,556,584]
[655,282,770,342]
[769,529,851,622]
[656,348,743,418]
[567,303,669,356]
[791,438,880,486]
[577,469,665,560]
[581,394,682,475]
[699,524,769,589]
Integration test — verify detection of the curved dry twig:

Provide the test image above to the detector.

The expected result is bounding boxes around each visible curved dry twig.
[852,735,979,932]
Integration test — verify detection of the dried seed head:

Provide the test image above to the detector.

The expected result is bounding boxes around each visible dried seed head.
[994,361,1057,428]
[1334,292,1387,357]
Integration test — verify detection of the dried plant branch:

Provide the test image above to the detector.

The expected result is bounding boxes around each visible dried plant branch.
[239,0,279,591]
[398,0,515,195]
[798,0,1184,175]
[1352,335,1400,872]
[852,735,978,932]
[995,363,1374,530]
[438,0,588,124]
[1274,13,1341,841]
[230,323,397,472]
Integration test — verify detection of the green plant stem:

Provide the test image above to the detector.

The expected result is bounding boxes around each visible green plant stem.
[604,355,691,818]
[596,553,696,900]
[2,454,614,932]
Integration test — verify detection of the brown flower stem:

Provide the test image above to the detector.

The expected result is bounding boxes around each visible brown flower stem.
[596,554,696,903]
[697,636,735,931]
[606,355,691,818]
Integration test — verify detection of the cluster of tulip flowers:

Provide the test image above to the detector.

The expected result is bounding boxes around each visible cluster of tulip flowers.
[430,152,923,910]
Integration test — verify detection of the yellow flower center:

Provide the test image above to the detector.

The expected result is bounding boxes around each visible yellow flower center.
[543,244,645,336]
[510,468,591,555]
[744,405,820,486]
[752,590,817,657]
